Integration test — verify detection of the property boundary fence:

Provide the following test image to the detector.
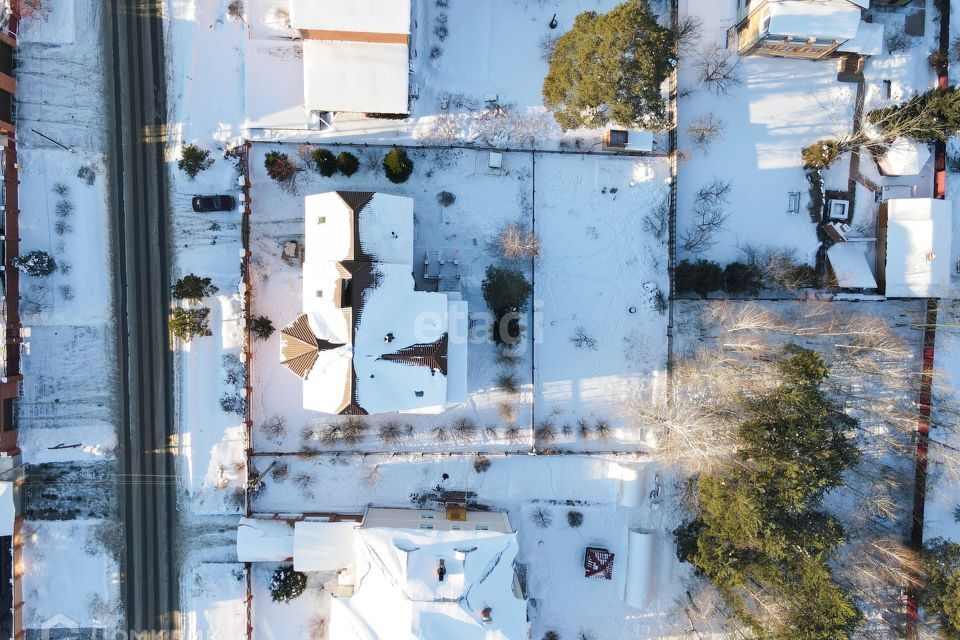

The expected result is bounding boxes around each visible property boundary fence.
[905,2,949,634]
[238,140,254,640]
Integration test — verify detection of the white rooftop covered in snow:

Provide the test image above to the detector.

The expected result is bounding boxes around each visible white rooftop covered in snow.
[290,0,410,115]
[876,138,931,177]
[326,508,527,640]
[761,0,864,41]
[827,242,877,290]
[880,198,953,298]
[280,192,468,416]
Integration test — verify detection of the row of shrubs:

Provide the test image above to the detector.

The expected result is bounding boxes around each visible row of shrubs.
[676,259,821,297]
[265,147,415,185]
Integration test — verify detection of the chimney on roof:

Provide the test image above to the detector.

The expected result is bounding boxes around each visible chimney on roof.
[437,559,446,582]
[481,607,493,624]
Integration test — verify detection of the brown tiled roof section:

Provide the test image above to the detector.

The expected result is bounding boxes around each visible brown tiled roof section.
[379,333,449,376]
[280,314,345,379]
[337,191,375,262]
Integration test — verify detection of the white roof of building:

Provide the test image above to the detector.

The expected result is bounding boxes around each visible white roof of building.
[877,138,931,177]
[623,529,655,609]
[0,482,14,536]
[289,0,411,34]
[244,40,307,130]
[329,527,527,640]
[828,242,878,289]
[236,518,294,562]
[883,198,953,298]
[303,40,409,114]
[291,192,467,415]
[762,0,863,41]
[837,20,884,56]
[293,521,359,572]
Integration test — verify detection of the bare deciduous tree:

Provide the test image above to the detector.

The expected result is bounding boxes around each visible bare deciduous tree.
[697,45,742,96]
[687,114,727,150]
[675,14,705,54]
[498,223,541,259]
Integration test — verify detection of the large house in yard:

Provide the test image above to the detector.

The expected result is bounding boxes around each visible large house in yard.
[238,507,528,640]
[876,198,953,298]
[279,192,467,415]
[732,0,882,60]
[290,0,411,116]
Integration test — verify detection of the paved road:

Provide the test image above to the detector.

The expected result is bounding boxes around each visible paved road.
[103,0,178,635]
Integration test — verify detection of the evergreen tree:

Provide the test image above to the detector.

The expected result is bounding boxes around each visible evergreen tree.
[264,151,298,184]
[177,144,214,178]
[172,274,218,303]
[867,87,960,143]
[169,307,212,341]
[13,250,56,277]
[675,346,862,637]
[801,139,843,170]
[383,147,414,183]
[723,261,761,293]
[675,259,723,296]
[337,151,359,177]
[922,538,960,637]
[311,148,337,177]
[269,565,307,603]
[481,266,533,345]
[542,0,676,130]
[251,315,274,340]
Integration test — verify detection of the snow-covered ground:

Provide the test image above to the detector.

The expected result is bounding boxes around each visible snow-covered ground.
[183,562,248,640]
[250,452,690,639]
[21,519,122,630]
[246,146,670,453]
[533,153,670,441]
[676,0,856,265]
[243,0,670,149]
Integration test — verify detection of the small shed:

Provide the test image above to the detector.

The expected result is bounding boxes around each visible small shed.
[293,521,359,571]
[236,517,294,562]
[623,529,655,609]
[876,138,930,177]
[827,242,877,289]
[878,198,953,298]
[584,546,614,580]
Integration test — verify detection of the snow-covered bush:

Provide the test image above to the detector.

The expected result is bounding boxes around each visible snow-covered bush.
[13,250,56,277]
[269,565,307,603]
[567,511,584,528]
[264,151,300,192]
[77,165,97,185]
[220,393,246,415]
[530,507,553,529]
[474,456,492,473]
[436,190,456,207]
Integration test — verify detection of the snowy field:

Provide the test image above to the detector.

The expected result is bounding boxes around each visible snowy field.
[533,153,670,442]
[249,453,690,639]
[246,145,670,454]
[21,519,121,630]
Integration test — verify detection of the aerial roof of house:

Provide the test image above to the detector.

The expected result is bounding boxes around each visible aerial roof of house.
[280,192,467,415]
[328,523,527,640]
[289,0,411,35]
[877,138,931,177]
[761,0,864,41]
[882,198,953,298]
[290,0,411,114]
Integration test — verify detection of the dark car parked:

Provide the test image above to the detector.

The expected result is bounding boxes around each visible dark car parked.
[192,194,236,213]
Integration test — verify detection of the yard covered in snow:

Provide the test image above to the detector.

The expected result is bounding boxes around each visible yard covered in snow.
[21,519,121,630]
[249,452,690,639]
[247,145,670,454]
[675,0,857,265]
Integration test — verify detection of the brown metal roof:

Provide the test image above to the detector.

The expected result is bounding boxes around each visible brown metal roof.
[379,333,449,376]
[279,314,345,379]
